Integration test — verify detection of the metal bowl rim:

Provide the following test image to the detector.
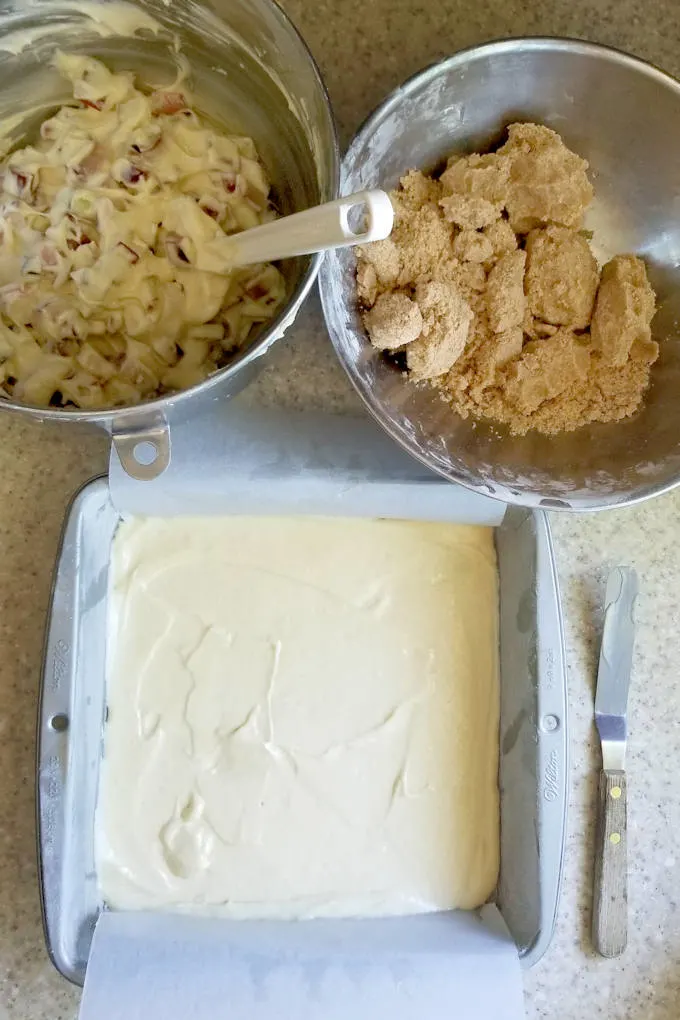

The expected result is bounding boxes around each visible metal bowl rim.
[322,36,680,512]
[0,0,341,425]
[346,36,680,160]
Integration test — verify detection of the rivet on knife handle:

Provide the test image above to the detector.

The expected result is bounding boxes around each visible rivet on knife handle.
[592,770,628,957]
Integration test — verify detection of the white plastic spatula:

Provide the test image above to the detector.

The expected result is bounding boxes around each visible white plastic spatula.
[194,189,394,271]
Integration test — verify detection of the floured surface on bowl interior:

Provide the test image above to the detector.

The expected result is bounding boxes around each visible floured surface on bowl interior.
[320,40,680,509]
[0,0,337,389]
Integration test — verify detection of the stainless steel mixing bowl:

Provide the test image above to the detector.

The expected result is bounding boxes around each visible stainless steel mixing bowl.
[0,0,338,477]
[319,38,680,510]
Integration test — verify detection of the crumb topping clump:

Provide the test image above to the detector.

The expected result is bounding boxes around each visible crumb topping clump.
[357,122,657,435]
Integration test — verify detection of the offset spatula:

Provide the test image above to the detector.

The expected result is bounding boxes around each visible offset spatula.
[592,566,638,958]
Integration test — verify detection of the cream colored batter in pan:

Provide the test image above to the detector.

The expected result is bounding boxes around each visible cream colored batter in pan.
[96,515,500,919]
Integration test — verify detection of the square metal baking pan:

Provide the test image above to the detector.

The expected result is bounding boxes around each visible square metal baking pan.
[37,476,568,985]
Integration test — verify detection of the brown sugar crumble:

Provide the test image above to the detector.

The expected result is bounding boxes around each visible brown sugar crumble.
[356,123,658,436]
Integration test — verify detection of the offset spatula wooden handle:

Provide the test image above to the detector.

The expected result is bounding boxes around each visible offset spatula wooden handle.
[592,769,627,957]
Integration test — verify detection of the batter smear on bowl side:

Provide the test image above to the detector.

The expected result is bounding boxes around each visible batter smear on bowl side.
[357,123,657,436]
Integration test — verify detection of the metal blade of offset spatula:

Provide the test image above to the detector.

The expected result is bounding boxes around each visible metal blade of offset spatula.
[595,566,638,771]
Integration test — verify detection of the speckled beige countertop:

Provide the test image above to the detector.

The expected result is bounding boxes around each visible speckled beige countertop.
[1,1,680,1017]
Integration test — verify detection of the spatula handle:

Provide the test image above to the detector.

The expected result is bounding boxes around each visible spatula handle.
[592,769,627,957]
[223,189,395,267]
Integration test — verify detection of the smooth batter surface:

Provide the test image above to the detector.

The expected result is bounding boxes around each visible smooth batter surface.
[96,515,500,919]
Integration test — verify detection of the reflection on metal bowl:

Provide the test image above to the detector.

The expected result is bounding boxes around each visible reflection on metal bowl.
[320,39,680,510]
